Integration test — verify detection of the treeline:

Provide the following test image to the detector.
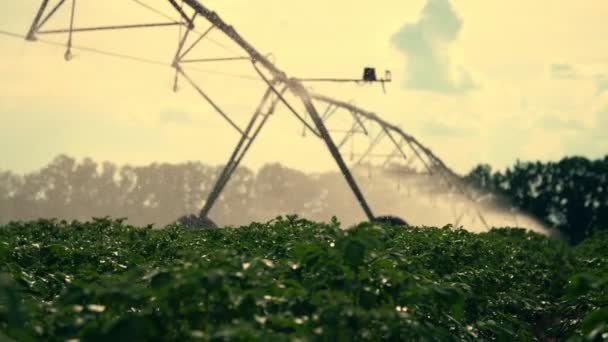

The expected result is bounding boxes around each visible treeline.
[2,154,606,243]
[0,155,428,228]
[465,156,608,243]
[0,155,322,227]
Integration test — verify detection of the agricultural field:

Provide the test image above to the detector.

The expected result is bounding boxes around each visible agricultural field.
[0,216,606,341]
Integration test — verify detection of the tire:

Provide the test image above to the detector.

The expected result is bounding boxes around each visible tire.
[372,215,409,227]
[176,214,218,229]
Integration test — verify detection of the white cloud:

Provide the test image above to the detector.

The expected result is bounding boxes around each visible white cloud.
[391,0,475,94]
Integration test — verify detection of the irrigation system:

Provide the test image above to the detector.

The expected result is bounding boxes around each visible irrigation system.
[8,0,507,229]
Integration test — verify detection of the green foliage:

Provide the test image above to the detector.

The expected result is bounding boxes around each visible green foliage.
[0,217,606,340]
[555,230,608,340]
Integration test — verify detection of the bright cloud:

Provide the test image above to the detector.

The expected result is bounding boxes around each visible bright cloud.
[391,0,475,94]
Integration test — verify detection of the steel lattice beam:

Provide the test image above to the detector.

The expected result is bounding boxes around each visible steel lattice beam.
[20,0,493,228]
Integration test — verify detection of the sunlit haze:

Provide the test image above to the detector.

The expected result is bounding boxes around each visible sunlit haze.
[1,1,607,175]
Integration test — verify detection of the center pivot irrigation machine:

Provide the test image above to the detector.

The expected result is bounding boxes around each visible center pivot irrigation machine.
[12,0,533,230]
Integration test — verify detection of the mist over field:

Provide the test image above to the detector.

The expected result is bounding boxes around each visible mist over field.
[0,155,548,234]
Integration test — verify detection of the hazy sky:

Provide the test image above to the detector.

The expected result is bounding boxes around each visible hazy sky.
[1,0,607,175]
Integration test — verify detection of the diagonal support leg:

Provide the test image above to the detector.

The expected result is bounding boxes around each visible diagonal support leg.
[382,128,408,165]
[37,0,68,32]
[168,0,195,29]
[212,86,286,195]
[290,81,375,221]
[171,11,198,90]
[177,67,245,135]
[350,111,368,135]
[337,122,359,150]
[64,0,76,61]
[26,0,50,40]
[199,86,279,220]
[252,62,321,138]
[355,130,385,165]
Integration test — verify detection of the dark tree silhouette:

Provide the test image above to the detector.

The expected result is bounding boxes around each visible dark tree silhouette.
[466,156,608,243]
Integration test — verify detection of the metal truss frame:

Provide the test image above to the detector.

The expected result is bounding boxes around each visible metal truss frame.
[23,0,490,228]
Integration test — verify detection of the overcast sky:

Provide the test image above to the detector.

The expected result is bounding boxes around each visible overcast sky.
[1,0,607,175]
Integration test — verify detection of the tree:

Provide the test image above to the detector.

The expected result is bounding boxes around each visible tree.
[466,156,608,244]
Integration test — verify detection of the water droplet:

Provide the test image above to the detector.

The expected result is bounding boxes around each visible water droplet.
[255,315,267,324]
[191,330,205,338]
[87,304,106,313]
